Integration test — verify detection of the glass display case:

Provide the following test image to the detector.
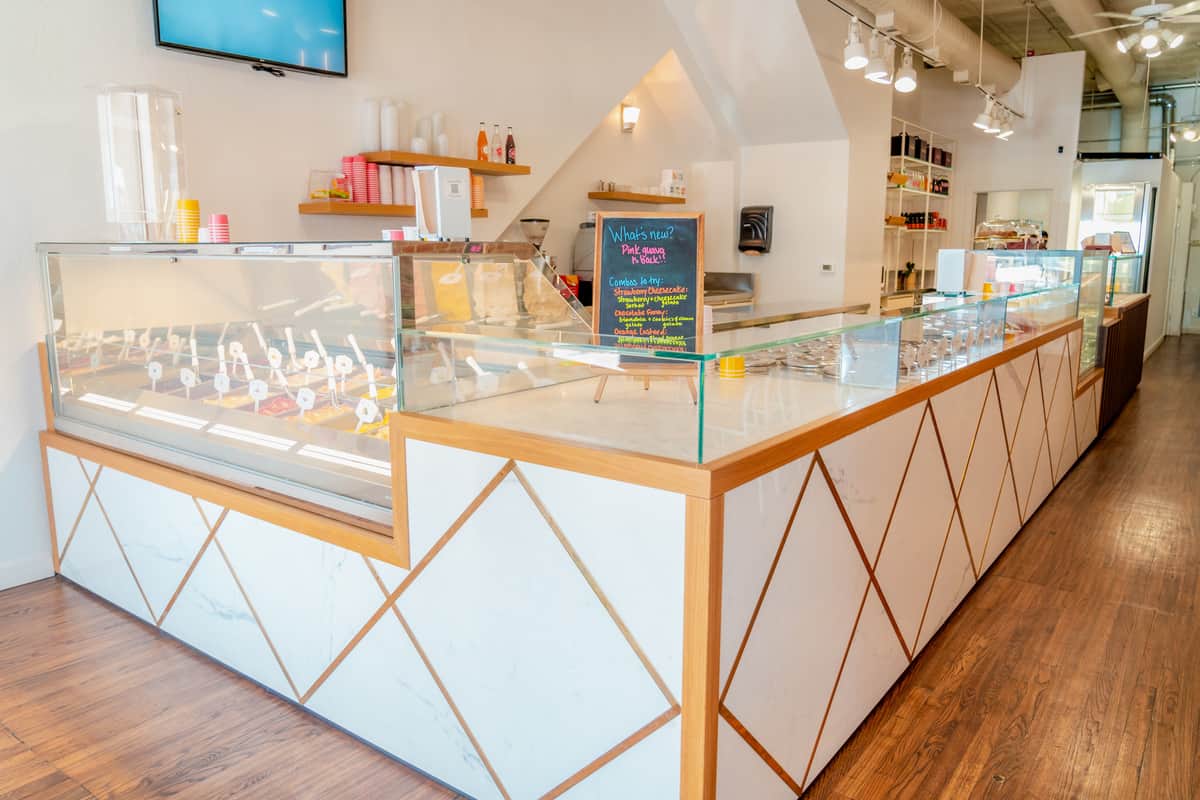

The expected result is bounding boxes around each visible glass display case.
[962,248,1082,290]
[1106,254,1145,301]
[897,294,1008,385]
[972,218,1044,250]
[43,242,403,523]
[42,240,585,524]
[1005,285,1080,336]
[43,241,1084,493]
[400,314,903,463]
[1079,252,1109,372]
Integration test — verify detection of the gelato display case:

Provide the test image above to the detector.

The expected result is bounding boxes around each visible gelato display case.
[1106,253,1145,300]
[1078,252,1109,372]
[42,240,1084,502]
[896,294,1008,385]
[401,286,1079,463]
[42,241,404,523]
[41,240,587,524]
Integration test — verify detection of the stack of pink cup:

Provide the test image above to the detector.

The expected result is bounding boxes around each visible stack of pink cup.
[351,155,367,203]
[341,155,355,197]
[366,163,380,203]
[209,214,230,243]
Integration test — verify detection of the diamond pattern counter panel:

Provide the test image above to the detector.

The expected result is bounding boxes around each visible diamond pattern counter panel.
[717,327,1098,795]
[45,442,688,800]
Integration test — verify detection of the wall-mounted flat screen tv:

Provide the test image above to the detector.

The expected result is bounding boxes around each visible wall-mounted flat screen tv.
[154,0,348,77]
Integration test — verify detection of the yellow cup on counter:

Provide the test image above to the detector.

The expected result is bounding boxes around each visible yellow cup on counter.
[718,355,745,379]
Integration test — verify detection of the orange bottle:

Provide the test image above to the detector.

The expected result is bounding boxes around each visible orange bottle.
[476,122,489,161]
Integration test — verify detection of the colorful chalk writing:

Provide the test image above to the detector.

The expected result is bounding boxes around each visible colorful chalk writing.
[593,215,701,352]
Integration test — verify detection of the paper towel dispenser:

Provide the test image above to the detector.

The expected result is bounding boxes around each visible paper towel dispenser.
[738,206,773,255]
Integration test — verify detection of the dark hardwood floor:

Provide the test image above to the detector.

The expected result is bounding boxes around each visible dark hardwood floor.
[0,579,460,799]
[3,337,1197,800]
[806,334,1200,799]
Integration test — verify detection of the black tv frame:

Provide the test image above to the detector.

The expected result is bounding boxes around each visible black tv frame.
[152,0,349,78]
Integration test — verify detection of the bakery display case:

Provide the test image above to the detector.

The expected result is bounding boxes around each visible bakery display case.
[972,218,1043,250]
[1106,254,1145,301]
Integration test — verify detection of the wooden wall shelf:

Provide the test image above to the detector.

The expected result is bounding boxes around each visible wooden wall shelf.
[587,191,686,205]
[299,201,488,219]
[361,151,531,176]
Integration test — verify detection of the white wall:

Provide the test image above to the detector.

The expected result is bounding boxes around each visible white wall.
[504,50,737,273]
[0,0,703,589]
[904,53,1086,252]
[798,0,896,310]
[1079,158,1179,354]
[738,141,852,304]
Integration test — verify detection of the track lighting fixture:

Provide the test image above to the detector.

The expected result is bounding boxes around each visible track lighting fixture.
[844,17,868,70]
[974,98,996,130]
[894,48,917,93]
[996,112,1014,139]
[843,20,919,94]
[865,33,892,84]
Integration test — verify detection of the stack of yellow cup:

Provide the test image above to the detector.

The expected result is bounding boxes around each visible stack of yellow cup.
[176,199,200,243]
[718,355,746,379]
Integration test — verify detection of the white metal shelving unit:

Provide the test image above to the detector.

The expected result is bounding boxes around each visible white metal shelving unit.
[883,117,956,295]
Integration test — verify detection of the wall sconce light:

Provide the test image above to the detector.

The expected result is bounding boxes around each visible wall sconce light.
[621,103,640,132]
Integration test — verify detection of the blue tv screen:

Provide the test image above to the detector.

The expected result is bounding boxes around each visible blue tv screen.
[154,0,347,77]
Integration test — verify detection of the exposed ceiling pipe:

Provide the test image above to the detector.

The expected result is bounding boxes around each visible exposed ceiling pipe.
[1080,92,1176,155]
[1042,0,1146,149]
[853,0,1021,92]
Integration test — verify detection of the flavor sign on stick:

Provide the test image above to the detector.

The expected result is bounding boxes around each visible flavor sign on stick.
[593,212,703,352]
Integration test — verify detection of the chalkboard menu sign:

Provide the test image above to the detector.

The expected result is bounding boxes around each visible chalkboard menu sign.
[592,212,704,352]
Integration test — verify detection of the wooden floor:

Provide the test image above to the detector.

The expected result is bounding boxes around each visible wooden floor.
[807,335,1200,799]
[0,583,460,799]
[3,338,1197,800]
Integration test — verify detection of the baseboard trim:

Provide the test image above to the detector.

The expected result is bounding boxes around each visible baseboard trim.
[0,555,54,592]
[1144,334,1164,361]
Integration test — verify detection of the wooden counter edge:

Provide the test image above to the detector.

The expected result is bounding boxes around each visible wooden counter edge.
[706,317,1085,495]
[1076,367,1104,397]
[38,341,54,431]
[40,430,409,569]
[681,495,723,800]
[392,412,712,497]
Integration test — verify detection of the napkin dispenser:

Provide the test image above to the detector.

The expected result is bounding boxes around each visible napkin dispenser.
[413,166,471,241]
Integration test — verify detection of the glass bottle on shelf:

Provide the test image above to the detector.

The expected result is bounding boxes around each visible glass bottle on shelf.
[491,124,503,163]
[505,126,516,165]
[476,122,489,161]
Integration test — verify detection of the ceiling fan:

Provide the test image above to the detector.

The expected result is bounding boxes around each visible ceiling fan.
[1070,1,1200,55]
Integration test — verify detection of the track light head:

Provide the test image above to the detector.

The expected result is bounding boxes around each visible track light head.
[844,17,868,69]
[864,33,891,83]
[974,98,995,130]
[894,47,918,93]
